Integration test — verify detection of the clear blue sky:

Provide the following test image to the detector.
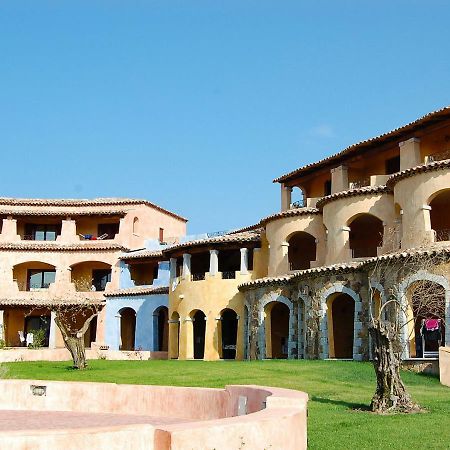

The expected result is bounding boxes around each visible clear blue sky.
[1,1,449,234]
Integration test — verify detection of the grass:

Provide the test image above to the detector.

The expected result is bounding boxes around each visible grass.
[3,359,450,449]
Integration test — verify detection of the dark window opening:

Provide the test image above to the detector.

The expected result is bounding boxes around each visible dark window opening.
[25,315,50,347]
[97,223,119,239]
[385,156,400,175]
[218,249,240,279]
[92,269,111,291]
[324,180,332,196]
[159,227,164,242]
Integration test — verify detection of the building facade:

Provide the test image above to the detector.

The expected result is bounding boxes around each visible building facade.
[166,107,450,361]
[0,198,186,352]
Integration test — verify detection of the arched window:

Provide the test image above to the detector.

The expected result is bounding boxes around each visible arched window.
[349,214,383,258]
[430,190,450,241]
[132,217,139,235]
[288,232,316,270]
[192,310,206,359]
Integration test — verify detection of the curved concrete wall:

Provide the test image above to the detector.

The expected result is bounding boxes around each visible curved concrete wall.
[0,380,308,450]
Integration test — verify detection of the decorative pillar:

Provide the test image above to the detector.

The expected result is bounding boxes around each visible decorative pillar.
[183,317,194,359]
[2,217,19,241]
[209,250,219,276]
[182,253,191,280]
[48,311,57,349]
[281,185,292,211]
[240,248,249,274]
[331,165,348,194]
[399,137,421,171]
[205,315,220,360]
[281,241,290,272]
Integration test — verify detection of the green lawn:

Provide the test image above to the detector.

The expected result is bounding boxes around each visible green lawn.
[2,360,449,449]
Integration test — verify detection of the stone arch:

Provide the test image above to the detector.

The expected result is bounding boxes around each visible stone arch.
[153,306,168,352]
[320,284,361,360]
[12,261,56,291]
[258,293,294,359]
[119,306,136,351]
[70,260,112,292]
[399,270,450,358]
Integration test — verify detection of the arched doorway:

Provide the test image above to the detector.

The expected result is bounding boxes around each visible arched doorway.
[430,190,450,241]
[219,309,238,360]
[407,280,446,358]
[349,214,384,258]
[265,302,290,359]
[120,307,136,351]
[288,232,316,270]
[192,310,206,359]
[154,306,168,352]
[169,311,180,359]
[327,294,355,358]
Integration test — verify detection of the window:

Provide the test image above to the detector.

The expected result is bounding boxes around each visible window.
[27,270,56,290]
[98,223,119,239]
[24,224,60,241]
[324,180,332,196]
[385,156,400,175]
[92,269,111,291]
[159,227,164,242]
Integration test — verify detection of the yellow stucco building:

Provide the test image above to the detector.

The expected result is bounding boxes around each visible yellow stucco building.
[167,107,450,361]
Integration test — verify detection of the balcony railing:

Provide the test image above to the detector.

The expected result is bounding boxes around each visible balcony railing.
[351,247,379,258]
[221,271,236,279]
[191,273,206,282]
[349,178,370,190]
[290,199,305,209]
[435,229,450,242]
[426,150,450,164]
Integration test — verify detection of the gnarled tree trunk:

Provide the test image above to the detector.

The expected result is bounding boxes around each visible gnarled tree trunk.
[55,313,97,370]
[369,321,420,413]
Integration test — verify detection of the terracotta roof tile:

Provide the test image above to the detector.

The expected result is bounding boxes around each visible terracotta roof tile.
[162,230,261,255]
[316,185,392,209]
[0,242,127,252]
[0,297,104,306]
[104,285,169,297]
[0,197,187,222]
[260,208,320,225]
[386,159,450,188]
[119,249,164,260]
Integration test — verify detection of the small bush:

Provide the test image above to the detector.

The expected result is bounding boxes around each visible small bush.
[28,329,46,349]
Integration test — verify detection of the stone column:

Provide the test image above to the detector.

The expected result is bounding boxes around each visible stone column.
[240,248,249,274]
[281,241,290,272]
[331,165,348,194]
[182,317,194,359]
[399,137,421,171]
[205,315,220,360]
[48,311,57,349]
[115,313,122,350]
[169,258,177,280]
[209,250,219,276]
[281,185,292,211]
[182,254,191,280]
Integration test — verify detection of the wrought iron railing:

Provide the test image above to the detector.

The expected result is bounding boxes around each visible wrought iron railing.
[207,230,229,238]
[435,229,450,242]
[221,271,236,279]
[191,273,206,281]
[290,199,305,209]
